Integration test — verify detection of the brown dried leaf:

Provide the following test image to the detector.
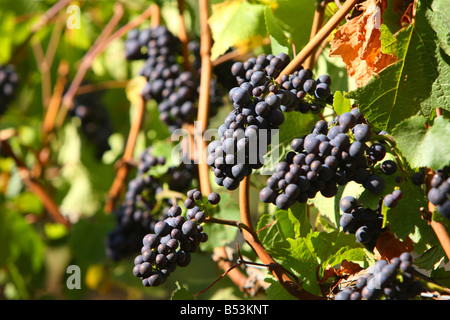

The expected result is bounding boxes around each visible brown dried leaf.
[329,0,397,87]
[374,231,414,261]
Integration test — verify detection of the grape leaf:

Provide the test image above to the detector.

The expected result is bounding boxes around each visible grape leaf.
[391,115,450,170]
[329,0,398,87]
[209,1,267,61]
[0,11,14,64]
[270,0,315,53]
[380,23,397,56]
[171,282,195,300]
[269,231,371,295]
[346,0,450,132]
[264,6,291,56]
[0,207,45,274]
[427,0,450,56]
[332,91,352,115]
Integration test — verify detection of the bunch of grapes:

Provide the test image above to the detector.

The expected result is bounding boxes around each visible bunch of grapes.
[427,167,450,219]
[124,26,180,61]
[231,55,333,114]
[260,108,390,210]
[70,92,113,159]
[133,189,220,287]
[339,196,384,246]
[106,147,196,261]
[334,252,425,300]
[208,53,304,190]
[0,64,19,116]
[125,26,223,132]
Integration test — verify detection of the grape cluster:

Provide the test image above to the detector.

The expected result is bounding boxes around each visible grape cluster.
[70,92,113,159]
[106,147,196,261]
[339,196,384,246]
[207,53,299,190]
[125,26,223,132]
[133,189,220,287]
[260,109,388,210]
[0,64,19,115]
[124,26,180,61]
[334,252,425,300]
[231,54,333,114]
[427,167,450,219]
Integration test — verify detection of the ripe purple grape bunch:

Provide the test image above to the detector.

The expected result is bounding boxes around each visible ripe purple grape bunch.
[133,189,220,287]
[339,196,384,246]
[106,147,195,261]
[334,252,424,300]
[260,109,391,210]
[208,53,335,191]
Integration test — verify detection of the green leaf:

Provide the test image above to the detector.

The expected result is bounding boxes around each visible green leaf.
[68,213,115,269]
[347,0,450,131]
[384,179,436,252]
[264,6,291,56]
[333,91,352,115]
[171,282,195,300]
[270,231,371,295]
[288,202,311,238]
[209,1,267,61]
[391,115,450,170]
[0,11,15,64]
[257,207,301,251]
[428,0,450,56]
[264,276,297,300]
[0,207,45,273]
[380,23,397,56]
[271,0,316,54]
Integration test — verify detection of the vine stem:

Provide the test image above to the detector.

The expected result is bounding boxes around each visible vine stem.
[9,0,73,65]
[55,3,157,129]
[104,94,146,213]
[42,61,69,137]
[197,0,213,196]
[239,177,322,300]
[275,0,360,84]
[304,2,326,70]
[0,139,71,228]
[177,0,192,72]
[56,2,125,128]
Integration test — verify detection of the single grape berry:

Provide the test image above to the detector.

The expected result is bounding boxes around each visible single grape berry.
[207,192,221,205]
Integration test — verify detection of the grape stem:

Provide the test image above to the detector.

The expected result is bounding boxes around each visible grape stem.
[0,139,71,228]
[57,2,125,127]
[304,2,326,70]
[42,61,69,138]
[104,94,146,213]
[197,0,213,196]
[239,176,323,299]
[56,3,157,129]
[275,0,361,83]
[177,0,192,73]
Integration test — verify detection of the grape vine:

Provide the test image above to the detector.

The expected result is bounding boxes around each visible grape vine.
[0,0,449,303]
